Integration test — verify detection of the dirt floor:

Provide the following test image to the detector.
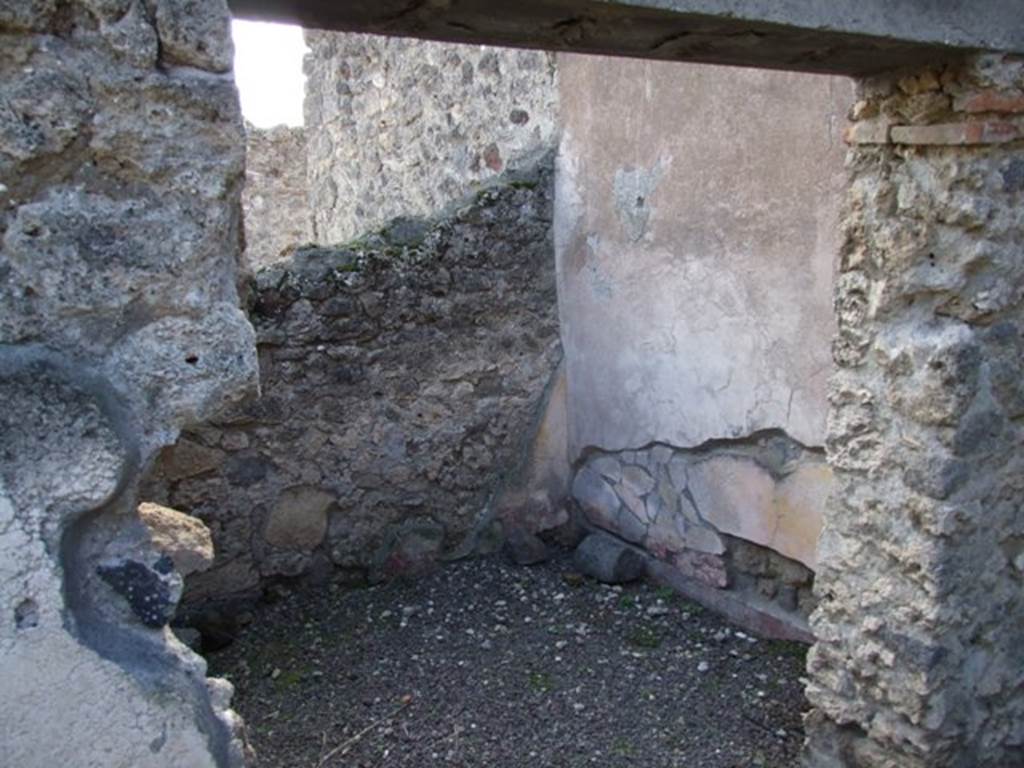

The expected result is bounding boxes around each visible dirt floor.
[208,550,810,768]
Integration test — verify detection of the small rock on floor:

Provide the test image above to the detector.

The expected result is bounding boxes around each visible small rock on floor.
[573,531,646,584]
[504,526,550,566]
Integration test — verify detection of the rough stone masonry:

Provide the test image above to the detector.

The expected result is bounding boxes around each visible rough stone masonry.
[806,53,1024,767]
[241,123,312,270]
[303,30,558,243]
[0,2,253,765]
[143,158,566,618]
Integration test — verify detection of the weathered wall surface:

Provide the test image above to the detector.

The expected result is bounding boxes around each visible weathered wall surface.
[556,55,851,623]
[0,2,255,766]
[303,31,558,243]
[805,54,1024,768]
[143,160,564,613]
[241,124,312,270]
[556,55,850,452]
[573,436,821,621]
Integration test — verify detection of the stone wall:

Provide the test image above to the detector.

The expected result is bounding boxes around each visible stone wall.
[805,54,1024,768]
[143,159,565,616]
[0,2,254,766]
[241,124,312,270]
[303,31,558,243]
[555,56,852,628]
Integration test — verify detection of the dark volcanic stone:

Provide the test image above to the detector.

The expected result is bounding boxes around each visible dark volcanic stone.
[504,526,550,566]
[97,555,177,628]
[574,532,646,584]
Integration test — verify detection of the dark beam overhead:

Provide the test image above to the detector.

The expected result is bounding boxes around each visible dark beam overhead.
[226,0,1022,77]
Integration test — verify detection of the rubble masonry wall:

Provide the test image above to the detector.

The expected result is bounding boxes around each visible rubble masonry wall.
[0,1,257,766]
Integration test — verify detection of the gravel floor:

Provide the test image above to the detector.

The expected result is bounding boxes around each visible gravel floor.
[208,550,810,768]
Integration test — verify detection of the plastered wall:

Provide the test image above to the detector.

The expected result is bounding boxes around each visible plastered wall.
[557,54,852,620]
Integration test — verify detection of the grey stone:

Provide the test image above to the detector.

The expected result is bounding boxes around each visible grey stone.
[617,479,647,520]
[154,0,233,72]
[620,464,656,496]
[224,453,273,486]
[650,445,674,467]
[953,409,1006,457]
[0,57,90,170]
[572,465,622,531]
[105,307,259,451]
[503,526,549,566]
[81,0,133,22]
[263,486,334,551]
[0,0,56,32]
[590,454,623,482]
[644,484,667,524]
[98,1,159,68]
[5,189,208,325]
[97,555,181,629]
[573,532,646,584]
[667,456,690,490]
[616,506,648,545]
[682,519,727,557]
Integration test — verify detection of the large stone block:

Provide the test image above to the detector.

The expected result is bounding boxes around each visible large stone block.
[264,486,334,551]
[574,532,646,584]
[154,0,233,72]
[228,0,1024,76]
[138,502,215,577]
[571,464,622,530]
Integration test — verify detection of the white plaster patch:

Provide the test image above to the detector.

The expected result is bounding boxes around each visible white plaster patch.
[687,456,828,568]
